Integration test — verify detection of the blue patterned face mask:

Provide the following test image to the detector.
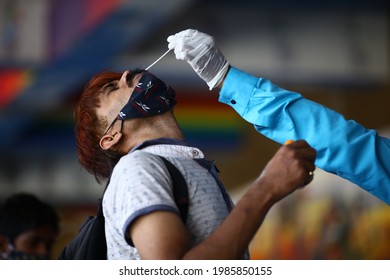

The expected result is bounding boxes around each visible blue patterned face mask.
[121,70,176,118]
[104,70,176,134]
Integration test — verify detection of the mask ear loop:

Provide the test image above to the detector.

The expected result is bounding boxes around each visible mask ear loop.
[145,49,172,71]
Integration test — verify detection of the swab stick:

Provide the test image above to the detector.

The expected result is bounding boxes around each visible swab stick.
[145,49,172,71]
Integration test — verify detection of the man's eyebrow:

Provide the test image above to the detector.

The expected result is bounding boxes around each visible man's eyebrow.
[101,81,118,94]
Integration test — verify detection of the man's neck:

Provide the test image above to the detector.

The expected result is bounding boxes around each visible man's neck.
[123,130,184,154]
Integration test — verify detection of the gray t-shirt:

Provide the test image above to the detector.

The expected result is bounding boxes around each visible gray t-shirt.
[103,142,233,259]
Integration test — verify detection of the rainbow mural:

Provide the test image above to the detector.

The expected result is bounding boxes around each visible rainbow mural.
[175,91,245,150]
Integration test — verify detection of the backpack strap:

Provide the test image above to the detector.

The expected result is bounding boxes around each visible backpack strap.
[94,177,110,222]
[158,156,189,223]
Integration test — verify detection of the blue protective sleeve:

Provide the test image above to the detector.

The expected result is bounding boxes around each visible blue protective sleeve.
[219,66,390,204]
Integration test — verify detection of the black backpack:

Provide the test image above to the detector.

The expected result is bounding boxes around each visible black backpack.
[58,156,188,260]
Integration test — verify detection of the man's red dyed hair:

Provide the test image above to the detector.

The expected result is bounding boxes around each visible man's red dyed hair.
[74,72,122,183]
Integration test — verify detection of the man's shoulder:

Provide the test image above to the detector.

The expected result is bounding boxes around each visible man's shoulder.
[123,149,163,161]
[108,150,171,193]
[114,150,165,173]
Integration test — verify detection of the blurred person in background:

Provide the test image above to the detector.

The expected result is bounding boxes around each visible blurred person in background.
[74,68,316,259]
[168,29,390,205]
[0,193,59,260]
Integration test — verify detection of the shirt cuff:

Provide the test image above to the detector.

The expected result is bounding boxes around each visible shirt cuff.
[218,66,258,116]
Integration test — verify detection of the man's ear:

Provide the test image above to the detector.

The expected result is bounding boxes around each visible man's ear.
[0,235,10,254]
[99,132,122,150]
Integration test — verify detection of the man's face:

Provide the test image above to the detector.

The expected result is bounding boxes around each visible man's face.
[96,70,144,134]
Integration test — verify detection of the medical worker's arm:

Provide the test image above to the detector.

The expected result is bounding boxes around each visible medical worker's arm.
[220,67,390,204]
[168,29,390,205]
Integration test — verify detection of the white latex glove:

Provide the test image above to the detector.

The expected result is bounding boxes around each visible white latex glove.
[167,29,229,90]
